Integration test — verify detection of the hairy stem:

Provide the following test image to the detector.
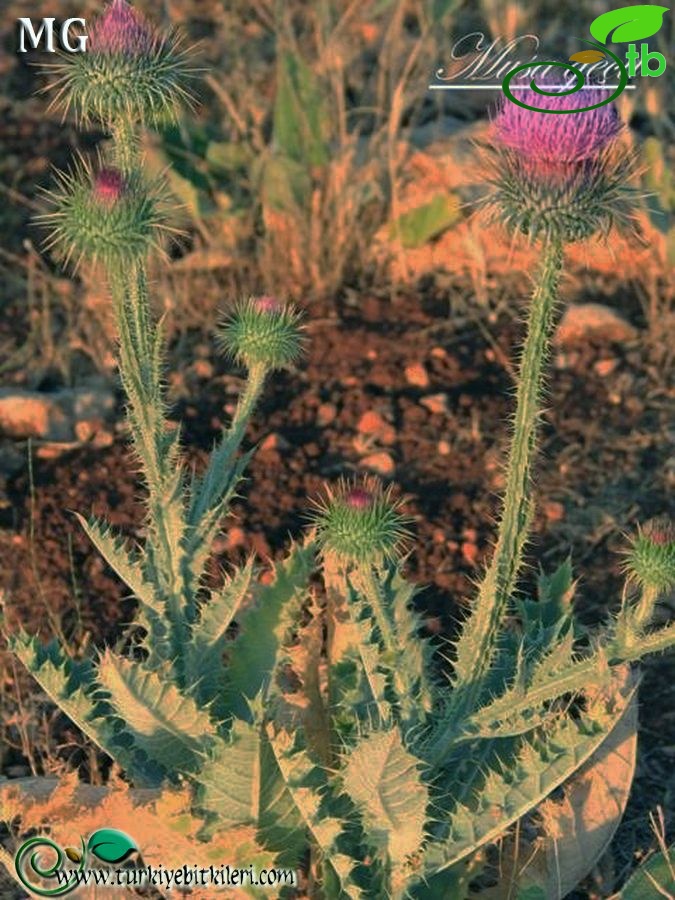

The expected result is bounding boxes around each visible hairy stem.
[111,117,140,176]
[188,361,267,527]
[429,238,564,765]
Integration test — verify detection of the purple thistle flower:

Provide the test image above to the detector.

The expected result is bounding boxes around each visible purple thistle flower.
[255,295,283,314]
[88,0,159,57]
[643,516,675,547]
[345,488,374,510]
[494,85,622,165]
[93,168,127,206]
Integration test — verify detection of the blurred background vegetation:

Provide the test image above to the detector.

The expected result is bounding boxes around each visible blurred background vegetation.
[0,0,672,384]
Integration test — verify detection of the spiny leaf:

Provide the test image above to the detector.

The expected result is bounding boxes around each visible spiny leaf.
[196,717,306,865]
[419,669,636,882]
[8,631,135,773]
[75,515,161,614]
[222,540,315,720]
[270,727,364,899]
[96,650,216,773]
[185,557,256,706]
[481,681,637,899]
[341,728,427,866]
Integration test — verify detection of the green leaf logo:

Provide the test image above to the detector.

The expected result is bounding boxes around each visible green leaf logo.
[590,5,669,43]
[86,829,137,864]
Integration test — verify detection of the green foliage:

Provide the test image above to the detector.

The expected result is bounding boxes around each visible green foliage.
[6,5,675,899]
[273,50,330,169]
[390,193,461,248]
[618,842,675,898]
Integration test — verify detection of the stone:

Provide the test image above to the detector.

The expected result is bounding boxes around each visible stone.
[317,403,337,427]
[461,541,479,566]
[360,452,395,476]
[0,387,115,443]
[555,303,638,346]
[192,359,214,379]
[226,527,247,550]
[0,391,69,440]
[594,358,619,377]
[357,410,396,445]
[420,393,449,415]
[544,501,565,522]
[405,363,430,388]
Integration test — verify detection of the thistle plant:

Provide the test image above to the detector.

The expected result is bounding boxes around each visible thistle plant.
[4,8,675,899]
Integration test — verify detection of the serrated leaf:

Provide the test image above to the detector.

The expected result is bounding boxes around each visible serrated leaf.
[196,718,306,864]
[391,194,461,248]
[342,729,427,865]
[8,632,131,770]
[97,650,216,772]
[483,680,638,899]
[589,5,669,43]
[185,558,256,706]
[419,669,636,881]
[223,541,315,720]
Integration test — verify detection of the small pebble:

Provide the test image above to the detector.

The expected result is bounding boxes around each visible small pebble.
[420,394,449,415]
[360,452,395,476]
[405,363,430,388]
[317,403,337,427]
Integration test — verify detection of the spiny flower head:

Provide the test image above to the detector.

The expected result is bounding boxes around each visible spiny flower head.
[39,160,168,271]
[483,76,640,244]
[494,86,622,164]
[311,478,411,565]
[88,0,158,56]
[216,297,305,371]
[46,0,195,128]
[623,516,675,592]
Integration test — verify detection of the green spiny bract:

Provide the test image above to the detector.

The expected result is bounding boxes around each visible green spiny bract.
[485,147,642,244]
[485,83,642,244]
[6,5,675,899]
[216,296,305,371]
[46,0,195,128]
[624,516,675,592]
[39,161,167,270]
[312,478,411,565]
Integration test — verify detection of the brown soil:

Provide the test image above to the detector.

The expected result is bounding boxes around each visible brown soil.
[2,275,674,892]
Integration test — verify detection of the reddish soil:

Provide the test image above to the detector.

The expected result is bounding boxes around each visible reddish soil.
[1,272,674,898]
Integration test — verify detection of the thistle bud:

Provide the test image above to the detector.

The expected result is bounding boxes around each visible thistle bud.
[45,0,195,128]
[624,516,675,592]
[312,478,411,565]
[40,162,166,270]
[216,297,305,371]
